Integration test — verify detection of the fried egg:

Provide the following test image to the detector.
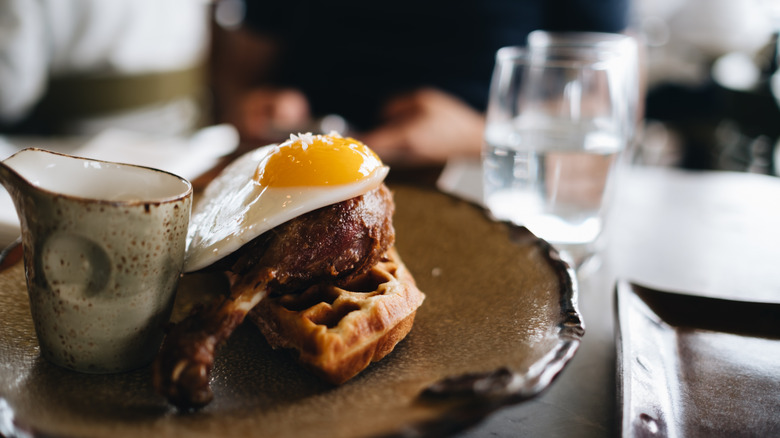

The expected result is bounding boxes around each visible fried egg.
[183,133,389,273]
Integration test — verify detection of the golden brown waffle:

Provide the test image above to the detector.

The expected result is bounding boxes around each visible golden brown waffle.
[248,247,425,384]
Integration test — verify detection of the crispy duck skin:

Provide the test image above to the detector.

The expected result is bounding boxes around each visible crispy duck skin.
[152,185,395,410]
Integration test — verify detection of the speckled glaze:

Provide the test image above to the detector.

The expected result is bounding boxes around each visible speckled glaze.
[0,148,192,373]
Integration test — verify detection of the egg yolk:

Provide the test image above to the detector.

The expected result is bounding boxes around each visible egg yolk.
[254,133,383,187]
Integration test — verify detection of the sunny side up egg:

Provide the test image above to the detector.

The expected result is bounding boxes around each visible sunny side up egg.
[184,132,389,272]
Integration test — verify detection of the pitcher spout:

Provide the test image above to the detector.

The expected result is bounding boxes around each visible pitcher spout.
[0,149,40,225]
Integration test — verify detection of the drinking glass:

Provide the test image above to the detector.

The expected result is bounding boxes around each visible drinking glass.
[528,31,641,157]
[482,45,631,263]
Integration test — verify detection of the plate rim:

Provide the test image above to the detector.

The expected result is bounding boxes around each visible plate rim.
[385,184,584,437]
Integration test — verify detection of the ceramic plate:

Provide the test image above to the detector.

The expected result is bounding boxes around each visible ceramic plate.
[0,185,581,438]
[615,280,780,438]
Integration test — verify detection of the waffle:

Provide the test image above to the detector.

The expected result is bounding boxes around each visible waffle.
[248,247,425,384]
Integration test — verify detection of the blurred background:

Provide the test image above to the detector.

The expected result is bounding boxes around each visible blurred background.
[2,0,780,177]
[636,0,780,175]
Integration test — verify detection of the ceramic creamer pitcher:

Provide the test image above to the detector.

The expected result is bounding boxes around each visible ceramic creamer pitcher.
[0,148,192,373]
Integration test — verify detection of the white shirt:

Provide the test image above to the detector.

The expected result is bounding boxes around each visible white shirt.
[0,0,210,128]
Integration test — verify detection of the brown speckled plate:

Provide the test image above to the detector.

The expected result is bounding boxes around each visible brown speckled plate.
[0,185,581,438]
[615,280,780,438]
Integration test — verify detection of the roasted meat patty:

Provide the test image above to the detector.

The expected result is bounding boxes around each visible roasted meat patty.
[153,185,395,409]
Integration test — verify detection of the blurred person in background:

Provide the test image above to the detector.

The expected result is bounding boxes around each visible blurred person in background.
[0,0,211,137]
[212,0,631,166]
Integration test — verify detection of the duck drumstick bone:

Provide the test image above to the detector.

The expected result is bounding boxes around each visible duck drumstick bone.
[152,185,395,410]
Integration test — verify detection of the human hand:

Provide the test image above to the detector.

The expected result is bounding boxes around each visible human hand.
[359,88,485,166]
[232,87,310,141]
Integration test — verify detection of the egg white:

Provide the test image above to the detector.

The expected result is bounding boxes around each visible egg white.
[184,144,389,272]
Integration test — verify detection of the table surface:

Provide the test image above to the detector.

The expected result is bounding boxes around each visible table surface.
[449,163,780,437]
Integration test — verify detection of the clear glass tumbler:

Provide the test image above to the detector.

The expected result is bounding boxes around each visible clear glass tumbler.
[482,45,632,261]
